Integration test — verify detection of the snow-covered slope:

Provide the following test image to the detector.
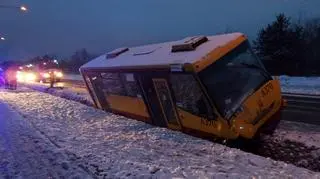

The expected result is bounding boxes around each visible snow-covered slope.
[0,95,92,178]
[19,82,93,106]
[0,88,319,178]
[63,74,83,81]
[22,78,320,171]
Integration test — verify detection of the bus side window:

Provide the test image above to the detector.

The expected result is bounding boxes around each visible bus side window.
[170,73,217,120]
[100,72,126,96]
[120,73,142,98]
[100,72,142,98]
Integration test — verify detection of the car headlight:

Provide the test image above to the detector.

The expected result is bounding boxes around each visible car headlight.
[26,73,37,81]
[55,71,63,78]
[42,73,50,78]
[16,71,24,81]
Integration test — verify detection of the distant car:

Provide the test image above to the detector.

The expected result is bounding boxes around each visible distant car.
[17,60,63,83]
[16,65,38,82]
[38,68,63,83]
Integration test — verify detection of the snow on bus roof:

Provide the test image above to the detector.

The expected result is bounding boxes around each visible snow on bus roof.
[81,32,244,70]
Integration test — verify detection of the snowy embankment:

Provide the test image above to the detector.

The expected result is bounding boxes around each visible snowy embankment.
[0,92,92,178]
[259,120,320,171]
[19,82,93,106]
[279,76,320,95]
[17,75,320,172]
[63,73,83,81]
[0,89,319,178]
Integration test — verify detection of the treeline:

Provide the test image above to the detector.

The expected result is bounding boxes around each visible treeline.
[59,48,97,73]
[0,48,97,74]
[254,13,320,76]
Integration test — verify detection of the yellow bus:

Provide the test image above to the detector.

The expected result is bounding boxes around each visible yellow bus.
[80,32,285,140]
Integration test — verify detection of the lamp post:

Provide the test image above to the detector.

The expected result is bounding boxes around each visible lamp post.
[0,4,28,40]
[0,4,28,62]
[0,5,28,12]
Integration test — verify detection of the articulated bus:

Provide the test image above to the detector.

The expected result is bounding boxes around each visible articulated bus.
[80,32,286,140]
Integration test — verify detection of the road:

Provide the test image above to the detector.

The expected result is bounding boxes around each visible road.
[39,78,320,126]
[282,93,320,125]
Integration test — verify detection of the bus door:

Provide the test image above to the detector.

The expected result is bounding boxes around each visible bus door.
[152,78,182,130]
[138,74,167,127]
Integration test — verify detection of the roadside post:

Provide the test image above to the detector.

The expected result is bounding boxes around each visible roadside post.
[49,71,55,88]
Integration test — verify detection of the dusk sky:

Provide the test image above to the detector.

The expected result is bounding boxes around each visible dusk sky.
[1,0,320,61]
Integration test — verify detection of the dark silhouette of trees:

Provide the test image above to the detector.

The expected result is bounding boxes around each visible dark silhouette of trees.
[54,48,97,73]
[254,13,320,76]
[303,18,320,74]
[253,14,306,75]
[16,48,98,74]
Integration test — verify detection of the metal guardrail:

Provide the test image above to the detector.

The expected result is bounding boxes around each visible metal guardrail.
[282,92,320,125]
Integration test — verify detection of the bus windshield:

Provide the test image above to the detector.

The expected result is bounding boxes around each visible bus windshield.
[198,41,271,119]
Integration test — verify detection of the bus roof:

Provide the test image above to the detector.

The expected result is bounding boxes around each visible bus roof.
[80,32,246,72]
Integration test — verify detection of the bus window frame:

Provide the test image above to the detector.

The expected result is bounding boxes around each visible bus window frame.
[169,71,220,122]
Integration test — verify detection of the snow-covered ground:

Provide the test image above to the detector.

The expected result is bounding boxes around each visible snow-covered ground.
[279,76,320,95]
[274,120,320,148]
[0,88,319,178]
[19,82,93,106]
[0,92,92,178]
[63,73,83,81]
[260,120,320,171]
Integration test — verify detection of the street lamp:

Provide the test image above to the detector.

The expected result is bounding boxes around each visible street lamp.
[0,4,27,42]
[0,5,28,12]
[20,5,27,12]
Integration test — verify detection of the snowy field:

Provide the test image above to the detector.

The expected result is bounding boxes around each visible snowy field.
[0,88,319,178]
[279,75,320,95]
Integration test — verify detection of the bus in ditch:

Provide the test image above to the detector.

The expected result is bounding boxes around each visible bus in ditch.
[80,32,286,140]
